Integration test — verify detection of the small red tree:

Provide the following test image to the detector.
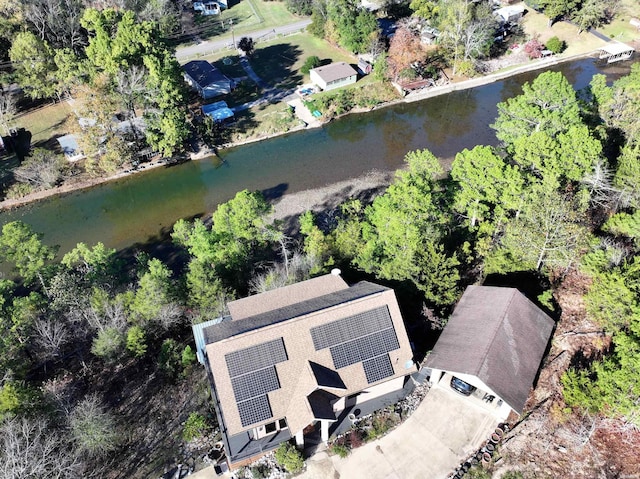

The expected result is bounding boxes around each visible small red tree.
[387,26,425,81]
[524,38,544,59]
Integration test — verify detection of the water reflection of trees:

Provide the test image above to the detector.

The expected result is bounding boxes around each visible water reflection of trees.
[325,112,370,143]
[421,88,478,146]
[382,113,416,169]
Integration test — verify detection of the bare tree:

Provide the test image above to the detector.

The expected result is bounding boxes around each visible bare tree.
[13,148,66,190]
[115,66,148,120]
[156,302,185,331]
[23,0,85,50]
[33,316,70,360]
[0,417,82,479]
[0,86,17,136]
[250,251,319,293]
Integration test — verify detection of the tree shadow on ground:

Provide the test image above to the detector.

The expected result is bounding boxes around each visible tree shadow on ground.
[261,182,288,202]
[227,108,258,139]
[250,43,304,90]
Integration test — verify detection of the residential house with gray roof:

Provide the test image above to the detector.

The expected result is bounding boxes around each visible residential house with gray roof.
[426,286,555,420]
[193,271,416,468]
[183,60,233,99]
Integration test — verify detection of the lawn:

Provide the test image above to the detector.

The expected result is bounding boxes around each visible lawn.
[598,0,640,43]
[520,4,608,56]
[519,0,640,56]
[188,0,301,45]
[201,32,357,91]
[250,34,357,89]
[13,101,73,147]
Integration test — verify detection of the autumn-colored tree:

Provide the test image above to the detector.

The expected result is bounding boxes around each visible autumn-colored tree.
[387,26,424,81]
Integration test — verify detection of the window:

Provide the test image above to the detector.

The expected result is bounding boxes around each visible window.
[265,422,277,434]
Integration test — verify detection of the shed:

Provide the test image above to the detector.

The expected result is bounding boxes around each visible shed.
[183,60,233,99]
[426,286,554,419]
[357,58,372,75]
[310,62,358,91]
[56,134,84,162]
[202,101,235,122]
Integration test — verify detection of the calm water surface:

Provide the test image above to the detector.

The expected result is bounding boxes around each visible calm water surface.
[0,58,635,255]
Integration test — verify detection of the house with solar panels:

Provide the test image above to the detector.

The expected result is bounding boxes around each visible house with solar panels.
[192,270,417,468]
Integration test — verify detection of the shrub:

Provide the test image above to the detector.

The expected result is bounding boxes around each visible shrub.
[545,36,566,54]
[158,338,182,378]
[301,55,320,75]
[250,464,271,478]
[91,327,125,362]
[70,395,119,457]
[181,345,197,368]
[331,442,350,458]
[274,442,304,473]
[126,325,147,357]
[5,183,33,199]
[455,59,476,78]
[182,412,208,441]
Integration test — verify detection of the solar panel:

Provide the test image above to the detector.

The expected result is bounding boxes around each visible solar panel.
[231,367,280,403]
[238,395,272,427]
[363,354,394,384]
[330,328,399,369]
[225,338,288,377]
[310,306,393,350]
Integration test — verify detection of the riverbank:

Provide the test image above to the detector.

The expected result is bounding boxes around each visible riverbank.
[0,44,617,212]
[270,169,395,229]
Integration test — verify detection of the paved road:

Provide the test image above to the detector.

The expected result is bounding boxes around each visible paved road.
[175,19,312,61]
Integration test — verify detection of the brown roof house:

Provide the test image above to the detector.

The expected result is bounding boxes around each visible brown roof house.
[309,62,358,91]
[193,271,417,467]
[426,286,554,420]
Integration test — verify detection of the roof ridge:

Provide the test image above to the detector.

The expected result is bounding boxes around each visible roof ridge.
[475,287,518,376]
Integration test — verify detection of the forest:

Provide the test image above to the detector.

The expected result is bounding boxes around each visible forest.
[1,18,640,476]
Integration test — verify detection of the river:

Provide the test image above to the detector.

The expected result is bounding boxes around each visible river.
[0,57,635,256]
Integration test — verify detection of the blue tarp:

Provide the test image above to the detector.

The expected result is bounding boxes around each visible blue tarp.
[201,101,228,114]
[202,103,235,122]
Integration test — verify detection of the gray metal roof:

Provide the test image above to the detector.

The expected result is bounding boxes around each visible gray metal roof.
[183,60,231,88]
[425,286,555,414]
[192,316,228,364]
[203,281,390,344]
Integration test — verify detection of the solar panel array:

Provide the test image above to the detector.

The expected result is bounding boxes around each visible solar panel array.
[330,328,399,369]
[310,306,400,374]
[363,354,394,384]
[237,395,273,427]
[225,338,288,377]
[225,338,288,427]
[231,367,280,403]
[310,306,393,350]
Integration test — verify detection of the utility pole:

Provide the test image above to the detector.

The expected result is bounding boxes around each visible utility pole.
[229,19,235,49]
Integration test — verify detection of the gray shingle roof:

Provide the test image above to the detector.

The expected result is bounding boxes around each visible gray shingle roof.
[203,275,415,436]
[425,286,555,414]
[203,281,390,344]
[310,62,358,84]
[183,60,230,88]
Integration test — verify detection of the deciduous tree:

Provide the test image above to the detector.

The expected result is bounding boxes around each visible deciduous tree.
[13,148,66,190]
[0,417,81,478]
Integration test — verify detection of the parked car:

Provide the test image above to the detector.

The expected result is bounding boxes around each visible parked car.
[450,376,476,396]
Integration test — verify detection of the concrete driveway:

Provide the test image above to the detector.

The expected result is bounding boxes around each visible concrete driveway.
[301,384,498,479]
